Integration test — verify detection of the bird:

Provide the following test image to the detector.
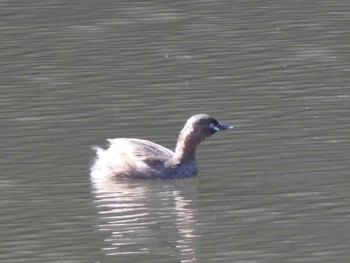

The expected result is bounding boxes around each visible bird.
[90,113,232,179]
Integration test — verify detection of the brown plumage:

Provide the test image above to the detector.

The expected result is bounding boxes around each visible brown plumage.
[91,114,232,179]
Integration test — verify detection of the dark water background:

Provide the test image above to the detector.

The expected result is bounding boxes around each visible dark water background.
[1,1,349,262]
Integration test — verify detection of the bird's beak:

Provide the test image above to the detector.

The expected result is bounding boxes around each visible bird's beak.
[214,122,233,131]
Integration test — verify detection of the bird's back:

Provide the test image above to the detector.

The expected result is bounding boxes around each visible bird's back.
[91,138,175,179]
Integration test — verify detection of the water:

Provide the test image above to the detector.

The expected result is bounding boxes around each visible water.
[1,1,350,262]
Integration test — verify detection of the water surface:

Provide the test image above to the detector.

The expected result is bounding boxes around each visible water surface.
[1,1,350,262]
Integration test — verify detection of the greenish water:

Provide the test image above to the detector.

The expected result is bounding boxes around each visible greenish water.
[1,1,349,262]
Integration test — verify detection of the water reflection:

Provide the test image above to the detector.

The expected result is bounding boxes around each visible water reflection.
[91,176,198,262]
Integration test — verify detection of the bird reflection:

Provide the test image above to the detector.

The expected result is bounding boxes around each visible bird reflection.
[91,176,198,262]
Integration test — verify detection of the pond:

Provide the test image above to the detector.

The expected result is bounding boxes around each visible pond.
[1,1,350,262]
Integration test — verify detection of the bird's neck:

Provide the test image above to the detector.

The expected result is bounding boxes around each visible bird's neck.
[173,128,200,164]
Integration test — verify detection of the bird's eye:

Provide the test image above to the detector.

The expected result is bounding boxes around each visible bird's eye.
[210,122,220,131]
